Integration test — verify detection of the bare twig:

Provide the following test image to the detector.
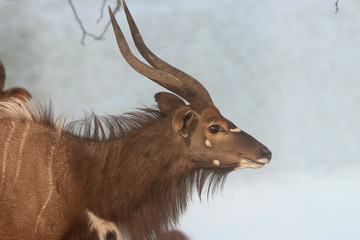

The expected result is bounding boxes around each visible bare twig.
[69,0,121,45]
[97,0,107,23]
[335,0,339,14]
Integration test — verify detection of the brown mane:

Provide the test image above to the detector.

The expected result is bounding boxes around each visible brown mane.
[64,107,162,141]
[0,98,161,141]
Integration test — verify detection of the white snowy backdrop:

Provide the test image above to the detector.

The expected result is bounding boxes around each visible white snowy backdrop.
[0,0,359,239]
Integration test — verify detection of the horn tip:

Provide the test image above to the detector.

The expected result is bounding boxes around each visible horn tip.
[122,0,127,8]
[108,6,113,15]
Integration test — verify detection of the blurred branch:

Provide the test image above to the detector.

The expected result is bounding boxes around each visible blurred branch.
[97,0,108,23]
[68,0,121,45]
[335,0,339,14]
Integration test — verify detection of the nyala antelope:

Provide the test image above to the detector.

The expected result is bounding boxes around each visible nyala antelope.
[0,1,271,239]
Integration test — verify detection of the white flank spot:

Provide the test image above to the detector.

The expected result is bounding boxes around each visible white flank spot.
[230,128,241,133]
[205,139,212,148]
[87,211,122,240]
[35,132,60,234]
[14,121,30,185]
[0,121,16,197]
[213,160,220,166]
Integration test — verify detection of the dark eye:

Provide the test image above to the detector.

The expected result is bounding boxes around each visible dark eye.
[208,124,221,134]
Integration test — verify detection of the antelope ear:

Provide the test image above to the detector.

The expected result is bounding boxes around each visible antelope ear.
[0,60,5,91]
[172,107,195,138]
[3,88,32,101]
[155,92,185,114]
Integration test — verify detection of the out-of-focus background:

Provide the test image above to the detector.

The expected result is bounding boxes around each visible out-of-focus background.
[1,0,359,239]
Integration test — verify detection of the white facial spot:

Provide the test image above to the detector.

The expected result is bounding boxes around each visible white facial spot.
[213,160,220,166]
[205,139,212,148]
[230,128,241,133]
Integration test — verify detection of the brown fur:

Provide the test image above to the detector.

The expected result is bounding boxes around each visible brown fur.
[0,99,234,239]
[157,230,189,240]
[0,2,271,239]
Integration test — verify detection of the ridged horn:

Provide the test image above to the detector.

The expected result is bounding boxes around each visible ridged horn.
[109,2,214,113]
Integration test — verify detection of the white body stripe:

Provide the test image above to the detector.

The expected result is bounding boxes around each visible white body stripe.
[87,211,122,240]
[0,121,16,196]
[35,133,60,234]
[14,121,30,185]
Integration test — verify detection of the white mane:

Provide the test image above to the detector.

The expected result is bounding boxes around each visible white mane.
[0,98,63,129]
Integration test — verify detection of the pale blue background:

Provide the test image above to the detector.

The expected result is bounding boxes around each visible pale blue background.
[1,0,359,239]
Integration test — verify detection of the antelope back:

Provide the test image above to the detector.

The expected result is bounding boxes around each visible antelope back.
[0,118,83,239]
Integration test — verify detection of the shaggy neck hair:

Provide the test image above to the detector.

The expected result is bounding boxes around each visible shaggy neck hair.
[0,98,232,239]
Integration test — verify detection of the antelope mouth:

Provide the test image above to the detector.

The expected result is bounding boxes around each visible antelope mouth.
[192,156,270,170]
[234,157,270,170]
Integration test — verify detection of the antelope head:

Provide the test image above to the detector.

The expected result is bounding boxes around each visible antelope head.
[109,1,271,171]
[0,60,31,101]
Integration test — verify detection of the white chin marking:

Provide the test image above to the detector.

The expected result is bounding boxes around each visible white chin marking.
[256,158,270,164]
[230,128,241,133]
[213,160,220,166]
[233,158,266,171]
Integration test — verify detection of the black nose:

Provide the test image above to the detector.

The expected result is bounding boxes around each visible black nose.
[261,147,272,161]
